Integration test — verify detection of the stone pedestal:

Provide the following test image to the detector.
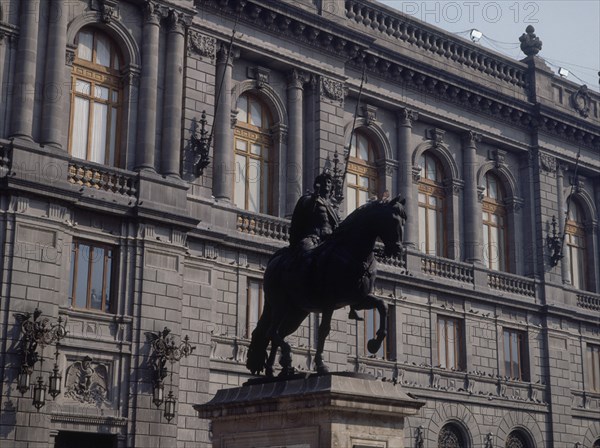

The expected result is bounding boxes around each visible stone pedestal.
[195,373,425,448]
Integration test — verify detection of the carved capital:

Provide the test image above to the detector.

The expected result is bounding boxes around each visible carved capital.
[287,69,307,90]
[462,130,482,147]
[506,196,524,213]
[539,152,557,173]
[477,185,486,202]
[248,66,270,90]
[216,44,239,65]
[166,9,192,35]
[143,1,163,25]
[188,31,216,59]
[412,166,422,183]
[397,107,418,125]
[444,179,464,196]
[66,45,77,66]
[319,77,344,104]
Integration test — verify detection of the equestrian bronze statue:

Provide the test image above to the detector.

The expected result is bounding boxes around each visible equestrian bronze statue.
[246,178,406,376]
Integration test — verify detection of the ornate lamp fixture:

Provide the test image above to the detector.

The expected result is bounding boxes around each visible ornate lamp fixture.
[546,215,563,266]
[191,111,210,176]
[14,309,68,410]
[147,328,195,422]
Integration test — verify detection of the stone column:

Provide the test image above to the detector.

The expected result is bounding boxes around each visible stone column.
[286,69,305,216]
[10,1,41,140]
[136,1,162,171]
[462,131,483,264]
[556,165,571,284]
[212,45,235,201]
[40,0,68,148]
[161,10,188,177]
[396,108,418,248]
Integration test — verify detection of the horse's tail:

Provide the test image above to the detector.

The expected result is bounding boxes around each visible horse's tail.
[246,301,271,375]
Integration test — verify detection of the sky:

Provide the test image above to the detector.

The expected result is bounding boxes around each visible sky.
[380,0,600,91]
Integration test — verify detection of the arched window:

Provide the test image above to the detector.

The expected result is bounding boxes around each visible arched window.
[69,28,123,166]
[438,423,466,448]
[234,93,273,214]
[418,152,446,256]
[505,430,531,448]
[482,172,508,271]
[593,439,600,448]
[346,131,378,215]
[566,200,587,290]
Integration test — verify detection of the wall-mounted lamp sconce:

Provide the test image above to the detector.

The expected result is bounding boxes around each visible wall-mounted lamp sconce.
[14,309,68,410]
[191,111,210,176]
[470,29,483,42]
[558,67,569,78]
[146,327,195,422]
[546,215,563,266]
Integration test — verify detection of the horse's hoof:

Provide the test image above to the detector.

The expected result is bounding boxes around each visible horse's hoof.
[367,338,383,354]
[265,368,274,378]
[278,367,296,377]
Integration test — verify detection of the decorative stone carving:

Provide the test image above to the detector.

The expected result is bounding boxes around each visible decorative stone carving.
[489,148,507,168]
[188,31,216,59]
[519,25,542,57]
[247,66,271,89]
[362,104,377,125]
[91,0,119,24]
[143,1,163,24]
[166,9,192,34]
[320,77,344,103]
[484,433,494,448]
[415,425,425,448]
[571,85,591,118]
[427,128,445,147]
[65,46,76,66]
[438,424,464,448]
[398,107,418,125]
[65,356,109,405]
[462,130,482,147]
[505,432,528,448]
[205,244,218,259]
[477,185,486,202]
[539,152,556,173]
[287,69,306,90]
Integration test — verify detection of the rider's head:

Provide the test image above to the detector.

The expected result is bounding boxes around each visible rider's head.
[314,172,333,197]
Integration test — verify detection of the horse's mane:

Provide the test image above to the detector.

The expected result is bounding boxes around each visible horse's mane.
[333,200,384,238]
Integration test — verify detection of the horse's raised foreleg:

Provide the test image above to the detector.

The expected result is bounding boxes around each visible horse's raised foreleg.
[265,342,278,377]
[314,308,333,374]
[354,294,388,354]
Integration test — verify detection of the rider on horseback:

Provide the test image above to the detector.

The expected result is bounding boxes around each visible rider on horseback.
[289,172,363,321]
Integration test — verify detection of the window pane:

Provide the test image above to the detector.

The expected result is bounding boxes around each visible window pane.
[248,281,261,337]
[438,319,447,369]
[77,31,93,61]
[490,225,499,271]
[350,139,357,158]
[359,175,369,188]
[108,107,118,166]
[418,206,426,252]
[251,143,261,156]
[346,188,357,215]
[426,155,437,181]
[358,136,368,160]
[504,331,511,376]
[511,332,520,378]
[89,247,105,310]
[91,102,108,164]
[234,154,246,209]
[347,173,357,186]
[76,244,90,308]
[95,85,109,100]
[250,100,262,127]
[75,80,91,95]
[238,96,248,123]
[427,208,437,255]
[69,245,77,307]
[247,159,261,213]
[111,90,119,103]
[104,250,113,312]
[236,139,247,153]
[113,53,120,70]
[447,319,455,369]
[96,33,111,67]
[72,97,90,159]
[358,190,369,207]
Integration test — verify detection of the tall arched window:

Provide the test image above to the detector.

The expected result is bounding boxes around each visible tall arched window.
[346,131,378,215]
[566,200,588,290]
[234,93,273,214]
[505,430,531,448]
[438,424,466,448]
[482,172,508,271]
[69,28,122,166]
[418,152,446,256]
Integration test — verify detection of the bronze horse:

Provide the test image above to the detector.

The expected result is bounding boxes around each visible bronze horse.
[246,196,406,376]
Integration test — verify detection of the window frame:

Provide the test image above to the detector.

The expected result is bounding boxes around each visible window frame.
[437,315,465,371]
[586,343,600,392]
[246,278,264,339]
[346,131,378,216]
[482,172,509,272]
[234,93,274,214]
[503,328,529,381]
[69,239,116,314]
[418,152,446,256]
[69,28,123,167]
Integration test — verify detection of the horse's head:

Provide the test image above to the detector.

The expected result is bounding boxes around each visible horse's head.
[378,196,406,257]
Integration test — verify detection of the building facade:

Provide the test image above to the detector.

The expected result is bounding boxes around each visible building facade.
[0,0,599,447]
